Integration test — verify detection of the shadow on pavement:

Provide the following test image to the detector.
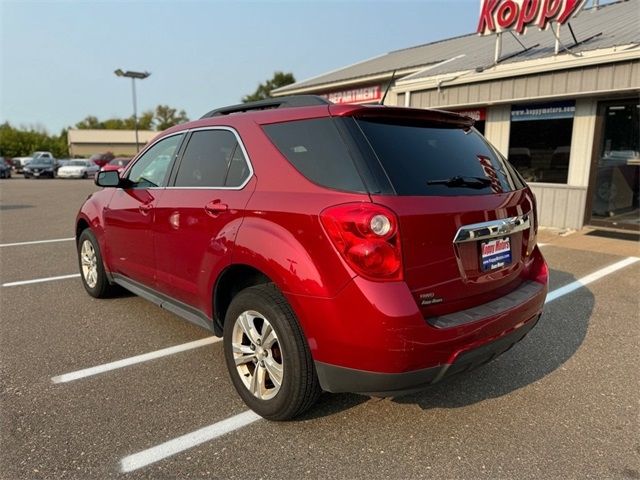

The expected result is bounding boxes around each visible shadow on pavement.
[0,204,34,211]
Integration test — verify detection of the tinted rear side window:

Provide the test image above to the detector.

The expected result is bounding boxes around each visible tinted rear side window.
[175,129,249,188]
[263,118,365,193]
[356,118,524,196]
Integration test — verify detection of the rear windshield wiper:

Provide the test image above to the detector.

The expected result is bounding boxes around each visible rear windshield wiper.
[427,175,492,189]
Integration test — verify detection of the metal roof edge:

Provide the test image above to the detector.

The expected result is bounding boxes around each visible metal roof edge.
[393,45,640,92]
[271,51,391,95]
[273,0,636,96]
[271,67,425,96]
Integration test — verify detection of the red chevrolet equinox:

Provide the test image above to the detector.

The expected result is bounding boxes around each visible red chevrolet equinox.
[76,96,548,420]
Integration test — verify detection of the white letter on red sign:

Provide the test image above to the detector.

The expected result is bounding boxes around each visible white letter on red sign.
[477,0,499,34]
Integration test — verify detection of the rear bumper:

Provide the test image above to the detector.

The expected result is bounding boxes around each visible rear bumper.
[286,247,547,392]
[315,313,540,395]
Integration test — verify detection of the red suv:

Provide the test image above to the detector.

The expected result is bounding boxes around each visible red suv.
[77,96,548,420]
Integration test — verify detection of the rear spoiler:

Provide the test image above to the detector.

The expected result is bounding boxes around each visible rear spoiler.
[329,104,475,128]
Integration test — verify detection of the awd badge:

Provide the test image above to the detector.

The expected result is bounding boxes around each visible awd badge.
[420,292,444,306]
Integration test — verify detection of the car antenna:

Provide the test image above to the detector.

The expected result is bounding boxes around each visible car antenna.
[379,69,397,106]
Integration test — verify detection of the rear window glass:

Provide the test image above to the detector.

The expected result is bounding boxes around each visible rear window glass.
[356,118,523,196]
[263,118,365,193]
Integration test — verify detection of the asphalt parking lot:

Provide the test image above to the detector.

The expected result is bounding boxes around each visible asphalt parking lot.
[1,178,639,479]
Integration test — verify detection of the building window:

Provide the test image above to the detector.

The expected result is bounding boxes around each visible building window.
[590,99,639,230]
[508,101,575,184]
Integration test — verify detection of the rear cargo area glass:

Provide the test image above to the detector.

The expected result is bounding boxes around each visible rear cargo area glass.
[356,118,523,196]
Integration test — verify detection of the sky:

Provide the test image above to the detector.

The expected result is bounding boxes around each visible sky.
[0,0,609,134]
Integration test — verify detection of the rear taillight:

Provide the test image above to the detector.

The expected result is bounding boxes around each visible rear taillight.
[527,190,538,256]
[320,203,402,281]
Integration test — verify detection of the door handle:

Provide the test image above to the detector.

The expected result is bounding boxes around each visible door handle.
[139,203,153,215]
[205,200,228,217]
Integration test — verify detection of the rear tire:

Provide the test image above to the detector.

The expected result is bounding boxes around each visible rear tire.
[223,284,321,421]
[77,229,117,298]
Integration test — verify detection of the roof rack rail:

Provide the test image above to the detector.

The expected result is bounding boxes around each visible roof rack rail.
[201,95,331,119]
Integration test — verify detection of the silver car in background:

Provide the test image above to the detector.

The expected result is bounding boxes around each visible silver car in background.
[56,159,100,179]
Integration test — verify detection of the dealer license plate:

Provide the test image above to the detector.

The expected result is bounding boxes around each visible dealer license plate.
[480,237,512,271]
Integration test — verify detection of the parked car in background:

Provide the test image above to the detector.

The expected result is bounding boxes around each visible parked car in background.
[12,157,33,173]
[0,158,12,178]
[23,158,57,178]
[31,151,56,162]
[100,157,131,174]
[77,96,548,420]
[57,159,100,179]
[89,152,115,168]
[56,159,73,168]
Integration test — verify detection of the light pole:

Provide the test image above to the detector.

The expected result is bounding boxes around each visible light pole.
[114,69,150,152]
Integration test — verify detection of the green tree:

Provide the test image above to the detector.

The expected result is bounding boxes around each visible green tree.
[74,107,184,131]
[153,105,189,131]
[242,71,296,103]
[75,116,102,129]
[0,123,68,158]
[137,111,155,130]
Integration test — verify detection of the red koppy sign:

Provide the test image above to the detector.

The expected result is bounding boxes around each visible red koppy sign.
[477,0,586,35]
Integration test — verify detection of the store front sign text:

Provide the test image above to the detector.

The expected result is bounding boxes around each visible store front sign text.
[511,101,575,121]
[452,108,487,122]
[477,0,587,35]
[322,85,382,104]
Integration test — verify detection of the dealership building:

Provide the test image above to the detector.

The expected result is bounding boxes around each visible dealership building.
[67,129,157,158]
[274,0,639,231]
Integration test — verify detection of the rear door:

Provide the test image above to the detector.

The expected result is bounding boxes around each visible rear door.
[153,128,255,313]
[103,133,183,287]
[352,117,535,317]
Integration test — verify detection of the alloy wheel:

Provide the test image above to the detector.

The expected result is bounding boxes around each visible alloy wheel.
[231,310,284,400]
[80,239,98,288]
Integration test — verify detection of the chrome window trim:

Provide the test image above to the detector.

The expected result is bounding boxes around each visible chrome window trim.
[166,126,255,191]
[122,130,186,181]
[453,213,531,244]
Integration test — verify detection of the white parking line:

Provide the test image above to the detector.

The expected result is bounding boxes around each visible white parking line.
[0,237,75,248]
[2,273,81,287]
[51,336,221,384]
[120,410,261,473]
[116,256,640,472]
[545,256,639,303]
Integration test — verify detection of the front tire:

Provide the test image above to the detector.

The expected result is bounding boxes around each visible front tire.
[223,284,321,421]
[77,229,116,298]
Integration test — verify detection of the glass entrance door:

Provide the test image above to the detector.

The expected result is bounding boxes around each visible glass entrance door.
[589,99,639,231]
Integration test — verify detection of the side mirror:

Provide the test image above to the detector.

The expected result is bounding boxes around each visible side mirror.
[95,170,121,187]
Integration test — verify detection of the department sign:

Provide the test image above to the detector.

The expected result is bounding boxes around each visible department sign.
[477,0,587,35]
[322,85,382,104]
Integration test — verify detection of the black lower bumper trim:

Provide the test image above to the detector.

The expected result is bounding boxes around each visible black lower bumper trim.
[315,314,541,396]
